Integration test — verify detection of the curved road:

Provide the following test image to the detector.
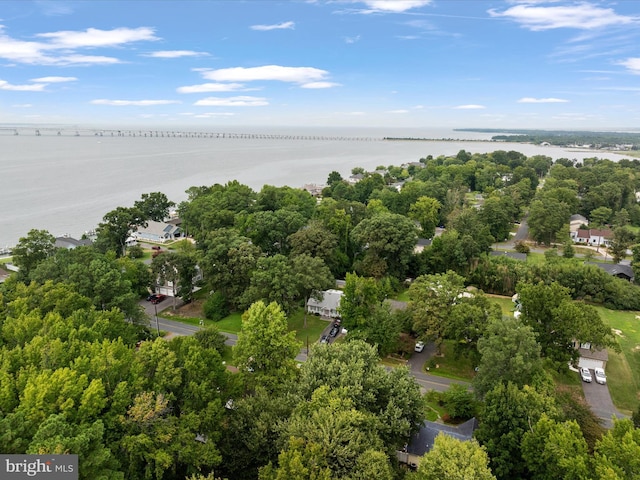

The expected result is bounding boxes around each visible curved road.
[150,310,461,393]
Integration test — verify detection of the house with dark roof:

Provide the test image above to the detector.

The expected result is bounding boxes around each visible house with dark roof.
[414,238,433,254]
[397,418,478,468]
[574,341,609,370]
[587,262,634,282]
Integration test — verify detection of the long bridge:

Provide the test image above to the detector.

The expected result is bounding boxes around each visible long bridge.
[0,127,381,141]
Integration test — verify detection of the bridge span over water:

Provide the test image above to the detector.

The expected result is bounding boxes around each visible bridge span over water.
[0,126,383,142]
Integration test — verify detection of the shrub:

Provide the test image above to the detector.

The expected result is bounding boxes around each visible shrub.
[203,291,229,321]
[128,245,144,258]
[514,241,530,254]
[442,383,476,420]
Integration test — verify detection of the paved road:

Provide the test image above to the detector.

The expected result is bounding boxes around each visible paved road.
[147,305,463,391]
[580,371,629,428]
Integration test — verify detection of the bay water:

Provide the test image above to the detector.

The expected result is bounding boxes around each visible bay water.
[1,126,632,249]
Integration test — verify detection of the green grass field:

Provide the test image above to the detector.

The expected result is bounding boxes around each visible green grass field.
[425,341,477,381]
[592,306,640,414]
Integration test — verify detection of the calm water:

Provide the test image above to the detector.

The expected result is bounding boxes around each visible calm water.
[1,126,633,248]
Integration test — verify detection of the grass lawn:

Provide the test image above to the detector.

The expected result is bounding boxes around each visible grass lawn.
[394,289,411,302]
[592,306,640,414]
[425,341,476,381]
[486,294,516,316]
[287,309,331,345]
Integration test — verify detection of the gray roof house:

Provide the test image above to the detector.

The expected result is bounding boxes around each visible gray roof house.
[587,262,634,282]
[55,235,92,249]
[307,289,343,319]
[397,418,478,468]
[134,220,182,243]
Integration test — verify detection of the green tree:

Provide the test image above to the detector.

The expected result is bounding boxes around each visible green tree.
[528,197,571,245]
[517,281,617,365]
[350,212,417,279]
[95,206,147,257]
[473,316,543,398]
[12,229,56,279]
[233,301,301,391]
[290,254,335,327]
[245,209,306,255]
[608,227,635,263]
[408,271,465,351]
[297,340,423,449]
[288,220,340,270]
[593,419,640,479]
[416,433,496,480]
[590,206,613,228]
[133,192,175,222]
[475,383,558,480]
[480,195,513,242]
[338,272,385,330]
[521,414,590,480]
[409,196,441,238]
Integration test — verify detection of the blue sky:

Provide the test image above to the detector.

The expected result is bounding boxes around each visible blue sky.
[1,0,639,129]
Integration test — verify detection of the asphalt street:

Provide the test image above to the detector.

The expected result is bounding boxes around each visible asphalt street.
[144,304,461,392]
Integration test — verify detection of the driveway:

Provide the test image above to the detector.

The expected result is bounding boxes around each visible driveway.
[581,371,628,428]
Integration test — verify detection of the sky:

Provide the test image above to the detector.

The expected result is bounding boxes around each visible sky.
[0,0,639,130]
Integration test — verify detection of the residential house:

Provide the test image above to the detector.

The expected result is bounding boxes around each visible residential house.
[569,214,588,233]
[306,289,343,318]
[414,238,433,254]
[347,173,365,185]
[54,235,92,249]
[397,418,478,469]
[134,220,182,243]
[574,341,608,371]
[571,228,613,246]
[587,262,634,282]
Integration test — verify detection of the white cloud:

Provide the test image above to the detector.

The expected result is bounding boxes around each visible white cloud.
[12,103,32,108]
[194,96,269,107]
[489,4,638,31]
[344,35,361,44]
[387,109,409,113]
[357,1,432,13]
[518,97,569,103]
[202,65,329,84]
[619,58,640,74]
[0,26,158,65]
[0,80,46,91]
[91,99,181,106]
[454,104,486,109]
[250,21,295,31]
[37,26,158,48]
[300,81,341,89]
[145,50,208,58]
[30,76,77,83]
[177,82,248,93]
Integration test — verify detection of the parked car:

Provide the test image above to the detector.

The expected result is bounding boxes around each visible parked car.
[146,294,158,302]
[415,341,425,353]
[151,294,167,304]
[580,367,592,383]
[594,367,607,385]
[320,335,329,344]
[330,325,339,337]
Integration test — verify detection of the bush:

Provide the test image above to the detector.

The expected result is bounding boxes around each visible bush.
[514,241,530,254]
[128,245,144,258]
[442,383,476,420]
[194,326,227,356]
[203,291,229,321]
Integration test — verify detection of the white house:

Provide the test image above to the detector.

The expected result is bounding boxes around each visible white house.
[134,220,182,243]
[571,228,612,246]
[574,341,608,370]
[307,289,343,318]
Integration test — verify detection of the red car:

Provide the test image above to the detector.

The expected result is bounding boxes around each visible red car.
[151,294,166,304]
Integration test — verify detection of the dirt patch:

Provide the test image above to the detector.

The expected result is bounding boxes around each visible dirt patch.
[176,299,205,318]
